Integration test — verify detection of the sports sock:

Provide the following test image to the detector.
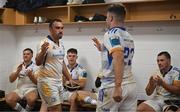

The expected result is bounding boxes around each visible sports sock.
[25,104,33,111]
[84,96,97,105]
[14,103,27,112]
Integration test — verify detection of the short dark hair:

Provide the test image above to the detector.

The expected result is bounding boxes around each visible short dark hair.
[23,48,33,54]
[158,51,171,60]
[67,48,78,54]
[107,4,126,21]
[49,19,62,28]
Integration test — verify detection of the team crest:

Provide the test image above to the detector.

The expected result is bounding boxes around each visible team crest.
[109,36,120,47]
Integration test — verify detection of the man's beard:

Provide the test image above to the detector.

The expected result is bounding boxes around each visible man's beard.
[58,32,63,39]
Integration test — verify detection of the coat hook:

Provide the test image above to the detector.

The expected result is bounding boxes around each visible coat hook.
[127,26,133,32]
[34,25,39,33]
[156,27,163,32]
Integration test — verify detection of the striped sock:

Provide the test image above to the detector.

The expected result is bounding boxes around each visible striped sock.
[14,103,27,112]
[25,104,33,111]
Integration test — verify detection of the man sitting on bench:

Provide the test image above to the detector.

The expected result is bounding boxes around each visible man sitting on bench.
[5,48,38,112]
[138,51,180,112]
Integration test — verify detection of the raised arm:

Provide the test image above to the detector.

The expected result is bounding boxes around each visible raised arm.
[92,37,102,51]
[9,64,22,83]
[35,42,49,66]
[145,75,157,96]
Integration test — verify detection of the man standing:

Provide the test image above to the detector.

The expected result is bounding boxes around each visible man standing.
[138,51,180,112]
[6,48,38,112]
[35,19,73,112]
[92,4,137,111]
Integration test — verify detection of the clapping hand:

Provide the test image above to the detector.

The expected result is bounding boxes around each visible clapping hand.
[16,63,23,74]
[149,75,158,86]
[156,75,163,86]
[149,74,163,86]
[26,68,33,77]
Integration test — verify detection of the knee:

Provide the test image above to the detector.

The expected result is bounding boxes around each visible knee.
[48,104,60,111]
[69,93,78,103]
[5,96,12,104]
[137,102,148,111]
[5,95,17,104]
[26,96,37,104]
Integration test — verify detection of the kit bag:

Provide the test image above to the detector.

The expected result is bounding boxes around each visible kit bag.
[0,90,5,98]
[83,0,105,4]
[4,0,68,12]
[46,0,68,6]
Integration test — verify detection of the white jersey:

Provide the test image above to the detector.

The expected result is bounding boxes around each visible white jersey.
[154,66,180,100]
[67,63,87,80]
[101,27,136,88]
[17,61,37,89]
[37,36,65,80]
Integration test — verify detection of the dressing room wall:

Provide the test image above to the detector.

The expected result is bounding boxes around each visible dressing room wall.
[0,25,16,92]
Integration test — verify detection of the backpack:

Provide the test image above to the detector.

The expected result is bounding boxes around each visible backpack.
[15,0,46,12]
[4,0,17,8]
[0,90,5,98]
[4,0,68,13]
[46,0,68,6]
[83,0,105,4]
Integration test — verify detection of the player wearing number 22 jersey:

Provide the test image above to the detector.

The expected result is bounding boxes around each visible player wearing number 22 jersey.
[97,27,137,112]
[101,27,136,88]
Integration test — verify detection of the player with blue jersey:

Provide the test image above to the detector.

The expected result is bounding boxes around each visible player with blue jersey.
[92,4,137,111]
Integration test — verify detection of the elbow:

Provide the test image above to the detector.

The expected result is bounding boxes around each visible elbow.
[146,92,152,96]
[36,62,41,66]
[34,81,37,85]
[35,58,42,66]
[145,89,152,96]
[80,84,85,89]
[9,78,13,83]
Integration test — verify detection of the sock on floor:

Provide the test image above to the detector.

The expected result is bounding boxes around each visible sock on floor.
[14,103,27,112]
[84,96,97,105]
[25,104,33,111]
